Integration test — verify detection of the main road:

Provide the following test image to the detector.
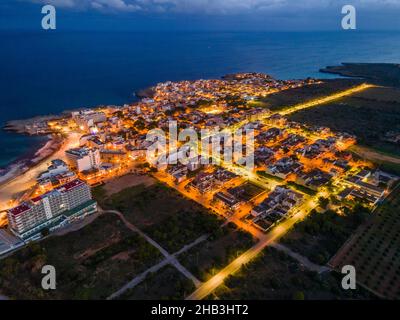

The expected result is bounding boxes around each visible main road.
[278,83,375,116]
[185,84,375,300]
[186,195,319,300]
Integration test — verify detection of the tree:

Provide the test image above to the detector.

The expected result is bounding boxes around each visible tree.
[318,197,329,210]
[293,291,305,300]
[40,228,50,237]
[134,118,146,130]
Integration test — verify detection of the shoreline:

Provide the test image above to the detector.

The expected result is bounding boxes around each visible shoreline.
[0,134,65,188]
[0,134,49,169]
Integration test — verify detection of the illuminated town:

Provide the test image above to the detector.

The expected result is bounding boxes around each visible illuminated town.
[0,72,399,301]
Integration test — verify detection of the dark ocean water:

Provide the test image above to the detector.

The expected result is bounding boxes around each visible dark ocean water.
[1,30,400,168]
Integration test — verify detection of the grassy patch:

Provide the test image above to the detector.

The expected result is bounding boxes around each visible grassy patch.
[256,171,284,182]
[119,265,195,300]
[179,223,255,282]
[145,208,222,253]
[286,182,317,196]
[214,246,372,300]
[287,86,400,157]
[281,206,371,265]
[260,79,361,112]
[329,188,400,299]
[0,214,162,299]
[96,182,223,253]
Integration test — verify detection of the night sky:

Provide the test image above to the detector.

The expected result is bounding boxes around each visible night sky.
[1,0,400,31]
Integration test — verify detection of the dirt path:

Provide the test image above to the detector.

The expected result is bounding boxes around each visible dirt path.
[271,243,331,274]
[350,145,400,165]
[102,209,203,291]
[107,234,208,300]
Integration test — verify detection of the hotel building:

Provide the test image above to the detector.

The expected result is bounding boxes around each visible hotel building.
[65,147,101,172]
[7,180,97,241]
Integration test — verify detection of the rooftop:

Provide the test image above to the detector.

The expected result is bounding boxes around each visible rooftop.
[56,179,85,193]
[8,203,31,216]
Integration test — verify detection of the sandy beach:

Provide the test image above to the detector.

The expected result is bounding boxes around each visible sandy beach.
[0,132,80,212]
[0,135,63,186]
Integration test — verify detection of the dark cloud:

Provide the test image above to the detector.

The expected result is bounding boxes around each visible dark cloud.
[25,0,400,14]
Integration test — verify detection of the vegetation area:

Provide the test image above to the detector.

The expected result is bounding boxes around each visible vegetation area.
[259,79,360,112]
[329,188,400,299]
[119,265,195,300]
[256,170,284,182]
[281,205,371,265]
[179,223,255,282]
[145,208,222,253]
[287,86,400,158]
[320,63,400,87]
[0,214,161,299]
[214,246,372,300]
[286,181,317,196]
[93,182,223,253]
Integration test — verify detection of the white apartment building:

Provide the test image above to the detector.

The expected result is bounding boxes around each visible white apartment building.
[65,147,101,172]
[73,110,107,131]
[7,180,96,240]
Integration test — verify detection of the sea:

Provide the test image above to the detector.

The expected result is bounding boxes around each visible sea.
[1,30,400,169]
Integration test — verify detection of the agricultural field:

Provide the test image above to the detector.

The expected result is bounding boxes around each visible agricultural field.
[329,187,400,299]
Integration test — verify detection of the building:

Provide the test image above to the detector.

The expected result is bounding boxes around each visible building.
[344,175,385,198]
[73,110,107,131]
[214,192,241,209]
[99,149,128,164]
[65,147,101,172]
[37,159,69,181]
[7,180,97,240]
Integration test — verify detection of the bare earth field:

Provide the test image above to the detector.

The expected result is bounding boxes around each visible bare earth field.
[103,174,155,196]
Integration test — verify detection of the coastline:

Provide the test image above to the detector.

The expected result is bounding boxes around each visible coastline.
[0,134,64,187]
